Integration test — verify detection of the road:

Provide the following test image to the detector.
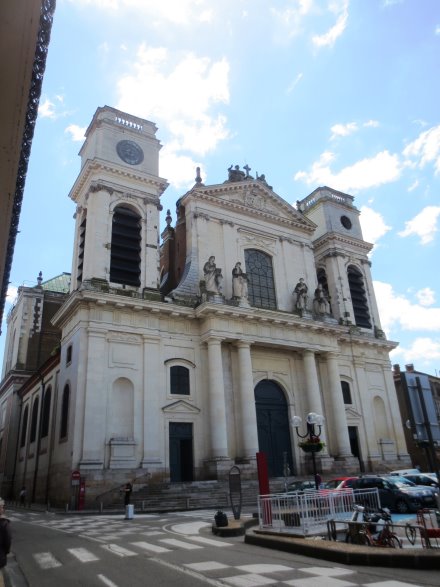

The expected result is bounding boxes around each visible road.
[3,508,436,587]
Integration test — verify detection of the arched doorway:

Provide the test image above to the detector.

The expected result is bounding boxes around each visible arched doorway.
[255,380,294,477]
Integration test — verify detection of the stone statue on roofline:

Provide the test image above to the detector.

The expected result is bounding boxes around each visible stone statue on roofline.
[313,283,331,316]
[293,278,308,312]
[203,256,223,294]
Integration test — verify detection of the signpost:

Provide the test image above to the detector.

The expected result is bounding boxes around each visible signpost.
[228,466,242,520]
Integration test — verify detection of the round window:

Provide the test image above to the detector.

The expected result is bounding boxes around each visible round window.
[340,215,352,230]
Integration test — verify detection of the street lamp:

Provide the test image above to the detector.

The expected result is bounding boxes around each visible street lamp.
[292,412,325,490]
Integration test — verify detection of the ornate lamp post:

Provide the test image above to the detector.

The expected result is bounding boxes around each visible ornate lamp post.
[292,412,325,490]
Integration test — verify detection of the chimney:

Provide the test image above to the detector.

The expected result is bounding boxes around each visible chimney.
[405,364,415,373]
[393,364,401,373]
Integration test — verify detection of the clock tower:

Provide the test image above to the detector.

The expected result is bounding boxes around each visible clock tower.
[68,106,168,293]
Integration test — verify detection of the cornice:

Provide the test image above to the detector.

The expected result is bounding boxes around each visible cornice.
[180,182,316,235]
[69,159,168,203]
[313,231,373,256]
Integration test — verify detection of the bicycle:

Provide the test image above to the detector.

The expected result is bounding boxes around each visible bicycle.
[357,508,402,548]
[405,521,417,545]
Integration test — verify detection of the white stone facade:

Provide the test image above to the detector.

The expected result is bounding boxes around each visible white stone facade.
[1,107,412,506]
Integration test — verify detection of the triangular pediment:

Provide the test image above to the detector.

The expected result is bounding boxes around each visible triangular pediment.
[185,181,316,233]
[162,400,201,414]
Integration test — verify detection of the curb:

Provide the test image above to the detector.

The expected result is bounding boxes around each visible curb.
[245,529,440,569]
[212,517,258,537]
[2,555,28,587]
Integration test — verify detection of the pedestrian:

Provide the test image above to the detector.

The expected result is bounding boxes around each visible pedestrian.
[19,486,26,507]
[314,473,322,490]
[123,482,132,506]
[0,499,11,569]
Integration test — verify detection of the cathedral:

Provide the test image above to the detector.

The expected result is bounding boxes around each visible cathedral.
[0,106,410,506]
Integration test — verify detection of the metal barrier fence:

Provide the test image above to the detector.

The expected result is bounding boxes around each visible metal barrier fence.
[258,488,380,536]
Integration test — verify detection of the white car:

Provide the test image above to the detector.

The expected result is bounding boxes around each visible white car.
[389,468,421,476]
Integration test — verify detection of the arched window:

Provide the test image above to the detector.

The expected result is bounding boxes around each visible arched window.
[347,265,371,328]
[341,381,352,404]
[30,398,39,443]
[20,406,29,448]
[110,205,141,286]
[170,366,190,395]
[244,249,277,310]
[60,384,70,440]
[41,387,52,438]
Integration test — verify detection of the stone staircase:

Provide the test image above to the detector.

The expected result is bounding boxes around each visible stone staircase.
[100,478,287,513]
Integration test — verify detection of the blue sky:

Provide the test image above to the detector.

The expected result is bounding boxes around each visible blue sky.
[2,0,440,375]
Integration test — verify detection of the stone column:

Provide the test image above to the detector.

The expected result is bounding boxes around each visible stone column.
[141,335,162,468]
[326,352,352,456]
[236,341,259,459]
[206,337,228,458]
[302,350,324,416]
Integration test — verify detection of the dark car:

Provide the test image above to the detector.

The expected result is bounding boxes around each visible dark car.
[286,480,316,493]
[351,475,436,513]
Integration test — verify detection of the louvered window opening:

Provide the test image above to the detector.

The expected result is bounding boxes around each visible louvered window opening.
[244,249,277,310]
[77,216,86,286]
[110,206,141,287]
[347,266,371,328]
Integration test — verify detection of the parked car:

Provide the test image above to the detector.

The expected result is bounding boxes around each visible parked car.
[350,475,436,513]
[398,472,439,489]
[286,480,316,493]
[321,477,358,490]
[389,468,421,476]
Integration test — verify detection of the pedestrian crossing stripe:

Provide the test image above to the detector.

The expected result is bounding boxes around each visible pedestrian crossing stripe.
[68,547,100,562]
[33,552,62,569]
[130,541,170,553]
[159,538,203,550]
[101,544,137,557]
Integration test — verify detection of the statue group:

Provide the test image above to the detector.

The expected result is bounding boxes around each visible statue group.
[203,257,249,301]
[294,278,331,316]
[202,259,330,315]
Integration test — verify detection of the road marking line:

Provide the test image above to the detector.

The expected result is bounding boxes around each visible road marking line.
[187,535,231,547]
[67,547,100,562]
[222,574,276,586]
[97,574,119,587]
[101,544,137,557]
[185,561,229,571]
[159,538,203,550]
[131,541,170,553]
[33,552,62,569]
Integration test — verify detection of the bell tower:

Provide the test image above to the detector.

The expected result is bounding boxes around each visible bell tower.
[298,187,383,334]
[68,106,168,294]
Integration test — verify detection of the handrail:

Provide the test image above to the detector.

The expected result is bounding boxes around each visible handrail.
[94,471,151,506]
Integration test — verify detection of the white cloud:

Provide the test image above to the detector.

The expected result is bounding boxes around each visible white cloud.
[286,73,304,94]
[403,124,440,174]
[435,25,440,35]
[330,122,358,140]
[271,0,313,39]
[359,206,391,247]
[398,206,440,245]
[374,281,440,335]
[160,143,202,189]
[39,98,57,119]
[312,0,349,48]
[116,45,230,158]
[416,287,435,307]
[363,120,379,128]
[407,179,419,192]
[391,338,440,370]
[65,124,86,142]
[68,0,213,24]
[294,150,402,192]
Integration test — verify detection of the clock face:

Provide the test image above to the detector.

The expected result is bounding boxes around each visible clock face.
[340,215,352,230]
[116,140,144,165]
